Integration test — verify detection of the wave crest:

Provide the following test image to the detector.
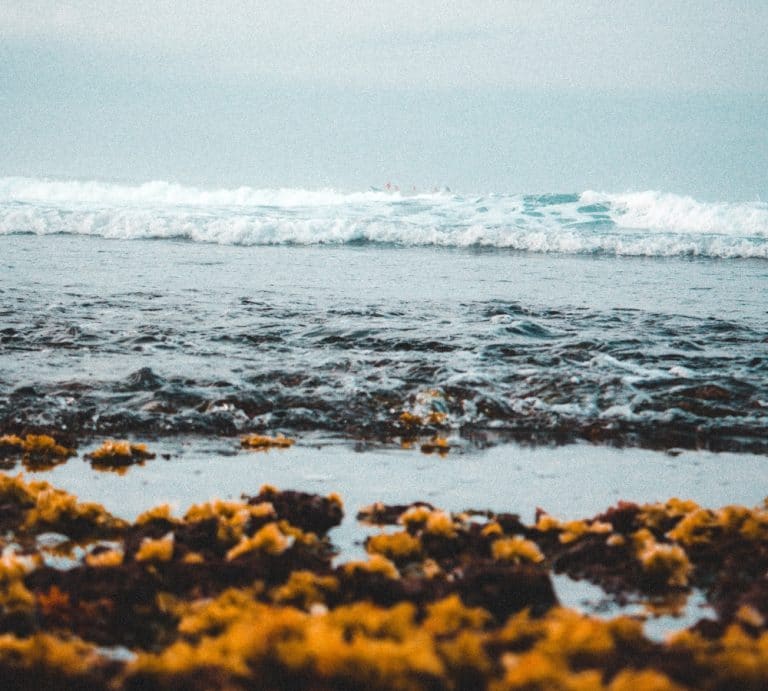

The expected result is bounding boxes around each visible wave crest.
[1,177,766,258]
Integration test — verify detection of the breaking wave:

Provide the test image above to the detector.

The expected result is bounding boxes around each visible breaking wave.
[1,177,766,258]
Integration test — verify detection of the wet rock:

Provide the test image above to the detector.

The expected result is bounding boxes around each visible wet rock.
[122,368,165,392]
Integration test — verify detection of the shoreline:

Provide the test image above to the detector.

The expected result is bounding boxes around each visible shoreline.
[13,435,768,638]
[1,440,767,688]
[23,435,767,527]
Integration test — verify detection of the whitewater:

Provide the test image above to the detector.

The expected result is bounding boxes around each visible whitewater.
[1,177,767,258]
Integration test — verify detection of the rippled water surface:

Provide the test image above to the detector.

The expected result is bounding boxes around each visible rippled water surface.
[2,234,766,453]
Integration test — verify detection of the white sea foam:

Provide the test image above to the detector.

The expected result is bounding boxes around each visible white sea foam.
[1,177,767,258]
[581,189,768,237]
[0,176,418,207]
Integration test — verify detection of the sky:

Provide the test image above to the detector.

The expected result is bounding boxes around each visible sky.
[1,1,767,199]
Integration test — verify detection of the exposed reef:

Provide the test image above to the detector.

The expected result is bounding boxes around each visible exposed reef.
[0,471,767,689]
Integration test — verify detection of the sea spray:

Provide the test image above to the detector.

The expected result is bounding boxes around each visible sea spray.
[1,177,766,258]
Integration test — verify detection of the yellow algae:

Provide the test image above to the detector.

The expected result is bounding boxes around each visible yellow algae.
[130,629,252,678]
[424,510,457,538]
[181,498,236,523]
[135,534,174,562]
[0,473,58,508]
[535,513,562,532]
[0,632,107,677]
[606,614,646,645]
[132,600,310,680]
[633,529,691,588]
[0,434,24,449]
[176,587,265,637]
[343,554,401,580]
[423,595,491,636]
[422,558,443,579]
[608,669,686,691]
[642,593,689,619]
[327,491,344,509]
[667,625,768,688]
[1,434,74,471]
[226,522,289,560]
[270,571,339,609]
[493,648,604,691]
[420,436,450,455]
[558,519,613,544]
[23,487,126,534]
[437,629,492,679]
[366,531,422,561]
[426,411,447,425]
[2,579,36,611]
[136,503,176,525]
[481,520,504,537]
[276,519,319,547]
[640,498,700,533]
[276,605,445,687]
[492,536,545,564]
[86,439,155,465]
[731,507,768,540]
[85,548,124,568]
[327,601,418,642]
[0,553,36,610]
[535,514,614,543]
[398,411,423,427]
[398,504,432,530]
[495,609,543,648]
[357,501,390,524]
[240,433,295,449]
[489,610,650,691]
[184,499,276,543]
[3,470,768,688]
[534,515,615,544]
[714,504,768,540]
[0,434,74,460]
[250,501,278,518]
[0,551,37,583]
[666,503,768,547]
[500,608,644,665]
[26,489,78,526]
[537,608,617,661]
[664,497,701,515]
[666,508,718,545]
[716,504,751,529]
[736,604,765,629]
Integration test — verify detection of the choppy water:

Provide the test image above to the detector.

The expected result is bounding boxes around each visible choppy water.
[2,177,768,257]
[2,183,766,453]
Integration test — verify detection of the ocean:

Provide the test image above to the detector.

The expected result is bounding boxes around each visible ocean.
[1,176,766,452]
[1,175,768,630]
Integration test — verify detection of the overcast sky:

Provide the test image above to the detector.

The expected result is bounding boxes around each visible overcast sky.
[2,1,767,198]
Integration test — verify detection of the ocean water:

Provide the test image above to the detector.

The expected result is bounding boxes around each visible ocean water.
[3,176,767,629]
[1,177,766,454]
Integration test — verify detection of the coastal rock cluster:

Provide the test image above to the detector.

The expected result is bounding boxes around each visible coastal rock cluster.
[0,459,767,689]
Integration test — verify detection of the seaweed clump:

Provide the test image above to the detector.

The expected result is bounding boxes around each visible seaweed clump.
[0,434,75,471]
[241,434,295,450]
[84,440,156,470]
[0,472,767,689]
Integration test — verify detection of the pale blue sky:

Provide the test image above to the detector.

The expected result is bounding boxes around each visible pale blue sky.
[2,1,767,198]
